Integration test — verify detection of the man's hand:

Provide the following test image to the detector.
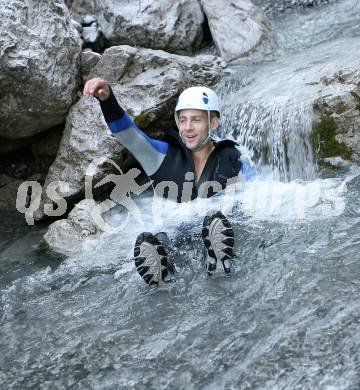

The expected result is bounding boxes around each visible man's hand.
[83,77,110,101]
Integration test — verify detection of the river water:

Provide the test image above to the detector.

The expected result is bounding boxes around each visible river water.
[1,1,360,389]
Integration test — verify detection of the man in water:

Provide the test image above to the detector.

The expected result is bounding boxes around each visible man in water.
[84,78,243,285]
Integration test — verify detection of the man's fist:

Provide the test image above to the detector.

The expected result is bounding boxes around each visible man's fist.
[83,77,110,101]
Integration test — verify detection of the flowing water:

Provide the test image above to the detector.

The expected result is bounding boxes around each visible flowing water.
[1,1,360,389]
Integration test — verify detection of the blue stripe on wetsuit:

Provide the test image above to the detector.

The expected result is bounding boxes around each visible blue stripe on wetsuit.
[108,112,135,133]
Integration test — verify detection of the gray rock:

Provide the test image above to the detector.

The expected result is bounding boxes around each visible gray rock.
[88,45,227,129]
[82,25,100,43]
[313,69,360,161]
[71,19,83,33]
[69,0,204,54]
[42,199,103,255]
[0,0,82,139]
[82,15,97,26]
[81,50,102,83]
[34,96,126,220]
[315,91,360,162]
[323,156,351,168]
[35,46,226,220]
[200,0,273,62]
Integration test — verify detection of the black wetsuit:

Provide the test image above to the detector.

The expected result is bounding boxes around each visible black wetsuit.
[100,88,243,202]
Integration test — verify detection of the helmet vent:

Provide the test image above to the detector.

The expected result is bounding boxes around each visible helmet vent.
[202,92,209,104]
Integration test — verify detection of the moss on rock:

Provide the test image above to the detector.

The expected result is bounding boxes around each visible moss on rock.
[134,112,151,129]
[311,117,352,160]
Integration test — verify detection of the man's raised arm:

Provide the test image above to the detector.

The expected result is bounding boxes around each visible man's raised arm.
[83,78,169,176]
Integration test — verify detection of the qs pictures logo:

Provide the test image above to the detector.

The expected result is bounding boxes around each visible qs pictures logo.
[15,157,151,231]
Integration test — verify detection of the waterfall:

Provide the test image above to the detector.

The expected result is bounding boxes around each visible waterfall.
[215,0,360,182]
[219,96,316,181]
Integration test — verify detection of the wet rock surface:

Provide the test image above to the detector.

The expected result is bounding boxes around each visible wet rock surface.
[313,69,360,161]
[41,199,102,255]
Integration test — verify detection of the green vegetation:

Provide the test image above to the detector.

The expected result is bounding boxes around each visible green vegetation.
[134,111,151,129]
[311,117,352,160]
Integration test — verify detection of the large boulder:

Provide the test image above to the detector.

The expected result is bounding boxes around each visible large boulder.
[41,199,103,255]
[34,45,226,220]
[33,96,126,220]
[88,45,227,129]
[68,0,204,54]
[200,0,273,62]
[0,0,82,139]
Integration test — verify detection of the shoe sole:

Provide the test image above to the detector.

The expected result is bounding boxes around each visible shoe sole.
[134,233,171,285]
[202,212,235,275]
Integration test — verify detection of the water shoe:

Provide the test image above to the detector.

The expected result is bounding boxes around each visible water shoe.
[134,232,173,285]
[202,211,235,275]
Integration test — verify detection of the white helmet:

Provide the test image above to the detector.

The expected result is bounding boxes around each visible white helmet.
[174,86,220,151]
[175,86,220,116]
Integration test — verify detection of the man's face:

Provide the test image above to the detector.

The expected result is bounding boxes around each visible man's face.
[178,109,218,150]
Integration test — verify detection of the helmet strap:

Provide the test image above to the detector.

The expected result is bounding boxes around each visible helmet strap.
[191,135,211,151]
[192,111,211,151]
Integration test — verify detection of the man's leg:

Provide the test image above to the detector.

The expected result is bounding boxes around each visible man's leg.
[202,211,235,275]
[134,232,175,285]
